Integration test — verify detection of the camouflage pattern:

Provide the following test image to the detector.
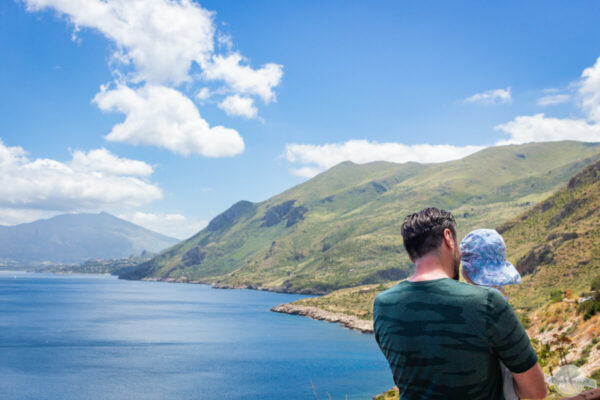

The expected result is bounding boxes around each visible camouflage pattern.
[460,229,521,287]
[373,278,537,400]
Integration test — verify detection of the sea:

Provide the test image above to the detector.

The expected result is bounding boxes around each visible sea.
[0,271,394,399]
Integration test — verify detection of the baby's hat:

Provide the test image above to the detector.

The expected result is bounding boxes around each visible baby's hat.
[460,229,521,287]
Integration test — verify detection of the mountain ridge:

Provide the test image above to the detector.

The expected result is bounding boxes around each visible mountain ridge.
[120,141,600,293]
[0,212,179,265]
[276,156,600,381]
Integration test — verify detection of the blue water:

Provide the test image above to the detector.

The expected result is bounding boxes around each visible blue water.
[0,271,393,399]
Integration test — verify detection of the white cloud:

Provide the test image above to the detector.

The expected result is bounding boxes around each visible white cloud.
[0,208,51,227]
[496,56,600,145]
[284,58,600,180]
[216,32,233,52]
[24,0,215,85]
[196,87,212,102]
[290,166,325,179]
[285,140,485,178]
[464,87,512,105]
[94,84,244,157]
[218,95,258,119]
[536,94,571,106]
[579,57,600,123]
[23,0,283,155]
[0,139,161,211]
[118,211,207,240]
[494,113,600,145]
[70,148,153,177]
[202,53,283,103]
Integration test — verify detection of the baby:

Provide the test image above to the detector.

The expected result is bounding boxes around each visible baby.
[460,228,523,400]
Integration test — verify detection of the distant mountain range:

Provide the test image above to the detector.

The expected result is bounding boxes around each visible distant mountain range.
[120,141,600,293]
[0,212,179,265]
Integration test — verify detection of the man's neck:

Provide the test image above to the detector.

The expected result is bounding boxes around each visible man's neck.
[407,254,453,282]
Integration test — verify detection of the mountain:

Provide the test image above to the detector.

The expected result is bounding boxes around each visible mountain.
[500,158,600,311]
[281,156,600,385]
[0,212,179,265]
[276,157,600,318]
[120,141,600,293]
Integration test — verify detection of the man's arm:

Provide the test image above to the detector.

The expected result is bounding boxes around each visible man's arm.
[486,289,547,399]
[512,362,548,399]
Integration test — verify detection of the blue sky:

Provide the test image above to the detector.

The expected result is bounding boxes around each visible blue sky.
[2,0,600,239]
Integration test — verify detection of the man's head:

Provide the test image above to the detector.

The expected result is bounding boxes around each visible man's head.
[401,207,460,279]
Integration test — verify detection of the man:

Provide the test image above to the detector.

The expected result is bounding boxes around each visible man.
[373,208,547,399]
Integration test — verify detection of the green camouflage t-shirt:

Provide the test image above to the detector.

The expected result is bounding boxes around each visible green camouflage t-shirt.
[373,278,537,400]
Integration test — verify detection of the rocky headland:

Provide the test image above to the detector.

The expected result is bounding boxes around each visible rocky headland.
[271,303,373,333]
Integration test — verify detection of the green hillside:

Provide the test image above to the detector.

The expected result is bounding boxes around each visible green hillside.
[290,156,600,392]
[289,156,600,317]
[501,158,600,310]
[121,141,600,293]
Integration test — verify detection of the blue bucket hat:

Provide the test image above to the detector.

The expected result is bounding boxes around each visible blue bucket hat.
[460,229,521,287]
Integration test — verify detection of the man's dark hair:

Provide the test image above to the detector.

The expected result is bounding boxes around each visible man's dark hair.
[401,207,457,260]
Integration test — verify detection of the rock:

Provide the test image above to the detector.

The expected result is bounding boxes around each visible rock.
[271,303,374,333]
[547,199,583,228]
[541,200,554,213]
[260,200,308,228]
[207,201,256,232]
[286,205,307,227]
[546,232,579,242]
[371,181,387,194]
[181,246,206,266]
[517,245,554,275]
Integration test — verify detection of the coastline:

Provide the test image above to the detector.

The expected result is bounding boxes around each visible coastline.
[271,303,374,334]
[137,276,327,295]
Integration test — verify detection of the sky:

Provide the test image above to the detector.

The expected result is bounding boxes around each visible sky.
[2,0,600,239]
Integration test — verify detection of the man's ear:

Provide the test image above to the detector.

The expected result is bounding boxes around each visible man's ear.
[443,228,455,250]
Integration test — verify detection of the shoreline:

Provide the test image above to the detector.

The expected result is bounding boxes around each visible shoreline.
[271,303,373,334]
[136,276,328,295]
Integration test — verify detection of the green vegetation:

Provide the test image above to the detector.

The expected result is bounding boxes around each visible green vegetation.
[281,156,600,382]
[122,141,600,293]
[35,251,156,275]
[550,290,565,303]
[272,155,600,321]
[293,282,397,320]
[518,311,532,329]
[373,387,399,400]
[591,369,600,386]
[532,339,555,368]
[500,158,600,311]
[578,290,600,321]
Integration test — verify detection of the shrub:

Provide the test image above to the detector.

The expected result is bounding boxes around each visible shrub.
[591,369,600,386]
[578,292,600,321]
[574,357,588,367]
[581,344,593,360]
[518,312,532,329]
[550,289,564,303]
[591,275,600,291]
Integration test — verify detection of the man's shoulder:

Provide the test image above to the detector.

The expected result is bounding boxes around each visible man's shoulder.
[374,279,491,307]
[375,279,494,302]
[374,282,403,304]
